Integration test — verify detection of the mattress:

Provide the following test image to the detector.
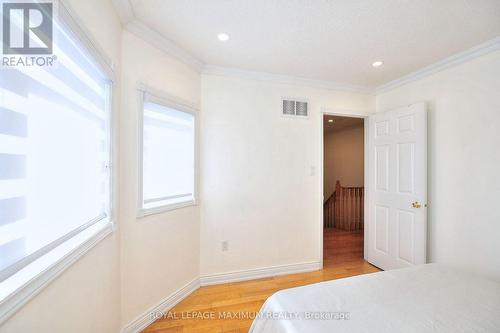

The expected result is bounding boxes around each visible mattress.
[249,264,500,333]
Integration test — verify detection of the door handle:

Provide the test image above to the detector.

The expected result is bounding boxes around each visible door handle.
[412,201,422,208]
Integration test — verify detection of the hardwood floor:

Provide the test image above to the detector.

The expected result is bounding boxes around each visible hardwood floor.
[143,228,380,333]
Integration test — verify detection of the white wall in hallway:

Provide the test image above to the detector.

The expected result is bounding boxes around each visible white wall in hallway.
[323,124,365,200]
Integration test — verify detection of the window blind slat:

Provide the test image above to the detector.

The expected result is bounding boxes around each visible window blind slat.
[0,154,25,180]
[0,239,26,273]
[0,213,106,281]
[0,180,27,201]
[55,20,108,83]
[50,64,106,107]
[0,107,27,137]
[0,197,26,227]
[1,71,106,125]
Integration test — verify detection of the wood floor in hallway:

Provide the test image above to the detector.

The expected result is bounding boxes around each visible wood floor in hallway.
[143,228,380,333]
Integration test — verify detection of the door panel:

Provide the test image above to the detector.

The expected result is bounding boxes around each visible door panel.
[397,210,414,263]
[397,142,415,194]
[397,114,415,133]
[375,205,389,253]
[376,145,389,191]
[375,120,390,137]
[366,103,427,270]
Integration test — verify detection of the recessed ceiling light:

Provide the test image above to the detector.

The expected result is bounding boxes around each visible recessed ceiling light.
[328,119,334,123]
[372,61,383,67]
[217,33,230,41]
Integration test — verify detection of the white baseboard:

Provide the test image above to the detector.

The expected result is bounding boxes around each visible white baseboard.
[199,261,322,286]
[121,278,200,333]
[121,261,322,332]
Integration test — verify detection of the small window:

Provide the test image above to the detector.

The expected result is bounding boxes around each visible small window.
[138,91,197,216]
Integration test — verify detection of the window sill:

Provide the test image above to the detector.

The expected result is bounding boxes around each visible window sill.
[0,220,114,325]
[137,199,197,218]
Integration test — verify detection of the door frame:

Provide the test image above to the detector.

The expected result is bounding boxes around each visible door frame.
[318,108,371,268]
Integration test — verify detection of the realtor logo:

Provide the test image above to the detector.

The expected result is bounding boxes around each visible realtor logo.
[1,0,56,66]
[2,1,53,55]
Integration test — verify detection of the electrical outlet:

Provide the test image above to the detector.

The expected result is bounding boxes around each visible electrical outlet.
[221,241,228,252]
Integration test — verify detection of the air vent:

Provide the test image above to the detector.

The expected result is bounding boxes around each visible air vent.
[282,99,295,115]
[282,99,308,117]
[295,101,308,116]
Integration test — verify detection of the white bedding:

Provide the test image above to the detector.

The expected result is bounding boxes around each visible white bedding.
[249,264,500,333]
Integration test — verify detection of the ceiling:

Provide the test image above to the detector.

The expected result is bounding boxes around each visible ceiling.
[126,0,500,88]
[324,116,363,134]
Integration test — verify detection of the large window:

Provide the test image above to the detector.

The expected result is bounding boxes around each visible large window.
[138,91,197,216]
[0,8,112,284]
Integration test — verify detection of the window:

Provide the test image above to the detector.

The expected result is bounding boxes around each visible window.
[0,5,112,287]
[138,90,197,216]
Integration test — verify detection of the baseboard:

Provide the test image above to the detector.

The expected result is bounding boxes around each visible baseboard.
[121,278,200,333]
[199,261,322,286]
[121,261,321,332]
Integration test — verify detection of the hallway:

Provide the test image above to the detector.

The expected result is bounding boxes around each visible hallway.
[323,228,364,266]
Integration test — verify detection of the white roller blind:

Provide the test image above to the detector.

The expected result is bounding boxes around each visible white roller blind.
[0,16,111,281]
[141,99,195,211]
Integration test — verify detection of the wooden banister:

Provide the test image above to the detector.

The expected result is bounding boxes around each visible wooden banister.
[324,192,334,228]
[324,180,364,230]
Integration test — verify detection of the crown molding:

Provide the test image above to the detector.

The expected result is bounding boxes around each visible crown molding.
[125,20,204,72]
[203,65,374,95]
[111,1,499,95]
[111,0,204,72]
[110,0,371,92]
[111,0,134,24]
[376,36,500,94]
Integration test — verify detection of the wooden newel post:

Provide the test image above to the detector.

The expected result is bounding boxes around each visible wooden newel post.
[334,181,340,229]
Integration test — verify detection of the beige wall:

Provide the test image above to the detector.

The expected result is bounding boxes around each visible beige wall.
[323,124,364,200]
[119,31,201,326]
[376,50,500,279]
[200,74,374,276]
[0,0,123,332]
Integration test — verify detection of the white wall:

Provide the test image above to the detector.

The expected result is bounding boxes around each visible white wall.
[323,124,364,199]
[119,31,201,326]
[200,74,374,276]
[0,0,123,332]
[376,50,500,279]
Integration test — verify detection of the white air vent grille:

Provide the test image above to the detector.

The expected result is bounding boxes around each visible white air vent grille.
[282,99,308,117]
[282,100,295,115]
[295,101,308,116]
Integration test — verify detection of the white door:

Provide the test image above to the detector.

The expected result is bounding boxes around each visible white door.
[366,103,427,270]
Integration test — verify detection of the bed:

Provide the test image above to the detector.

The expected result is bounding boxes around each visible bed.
[249,264,500,333]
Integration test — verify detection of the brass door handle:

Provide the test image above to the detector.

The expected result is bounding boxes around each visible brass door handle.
[412,201,422,208]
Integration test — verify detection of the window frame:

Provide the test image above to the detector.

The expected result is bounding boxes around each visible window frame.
[137,84,199,218]
[0,0,115,324]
